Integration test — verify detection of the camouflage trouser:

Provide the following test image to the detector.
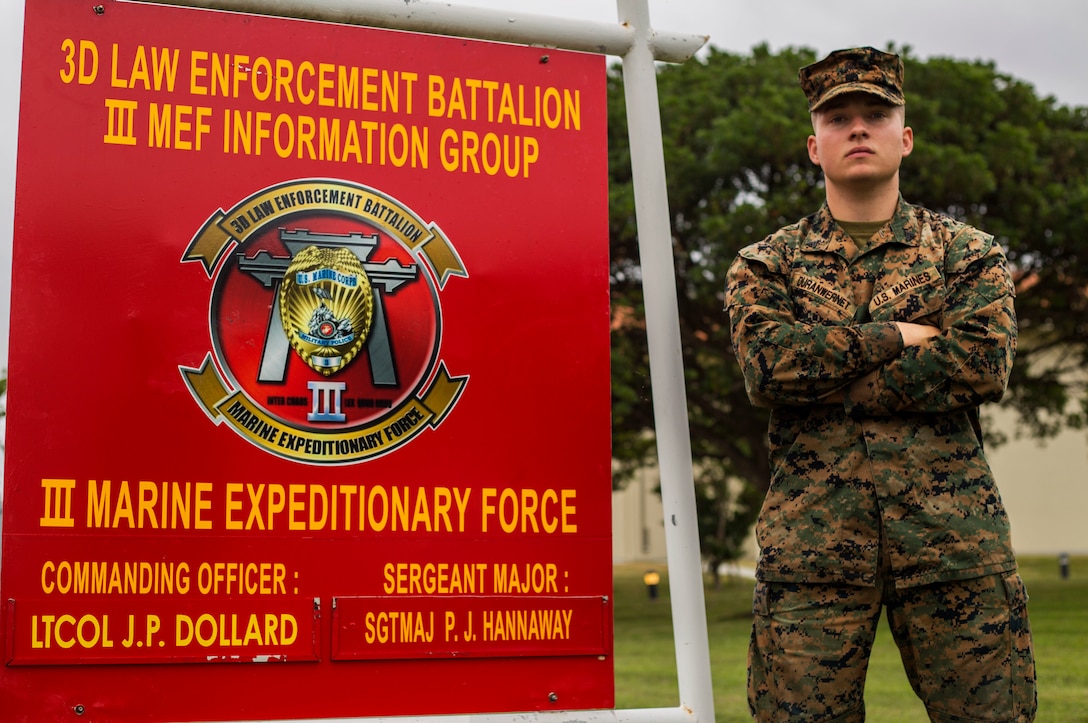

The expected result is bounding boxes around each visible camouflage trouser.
[748,571,1036,722]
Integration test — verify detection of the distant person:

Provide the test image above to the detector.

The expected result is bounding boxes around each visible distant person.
[725,47,1037,721]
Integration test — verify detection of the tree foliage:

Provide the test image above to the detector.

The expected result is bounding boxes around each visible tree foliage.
[607,45,1088,569]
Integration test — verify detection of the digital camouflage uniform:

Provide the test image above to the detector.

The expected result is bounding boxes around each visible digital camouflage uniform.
[725,48,1036,723]
[731,199,1019,588]
[727,200,1036,721]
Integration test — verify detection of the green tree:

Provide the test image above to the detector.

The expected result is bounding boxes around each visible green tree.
[608,45,1088,571]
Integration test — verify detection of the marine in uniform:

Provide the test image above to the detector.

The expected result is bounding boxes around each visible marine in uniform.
[725,47,1037,722]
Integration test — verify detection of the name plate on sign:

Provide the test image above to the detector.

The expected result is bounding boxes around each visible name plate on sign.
[331,595,610,660]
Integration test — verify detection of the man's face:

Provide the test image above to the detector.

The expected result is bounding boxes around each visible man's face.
[807,93,913,189]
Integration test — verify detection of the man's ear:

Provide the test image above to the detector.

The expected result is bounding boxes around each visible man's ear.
[807,134,821,165]
[901,125,914,158]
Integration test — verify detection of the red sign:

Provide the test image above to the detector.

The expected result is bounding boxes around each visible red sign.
[1,1,611,720]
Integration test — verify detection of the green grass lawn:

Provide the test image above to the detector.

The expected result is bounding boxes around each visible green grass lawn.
[612,556,1088,721]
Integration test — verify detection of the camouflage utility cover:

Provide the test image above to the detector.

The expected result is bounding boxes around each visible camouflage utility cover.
[799,46,905,112]
[726,197,1018,589]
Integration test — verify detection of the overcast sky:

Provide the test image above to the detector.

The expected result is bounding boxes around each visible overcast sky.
[2,0,1087,371]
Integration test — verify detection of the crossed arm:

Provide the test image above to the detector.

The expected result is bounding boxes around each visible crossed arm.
[725,238,1016,416]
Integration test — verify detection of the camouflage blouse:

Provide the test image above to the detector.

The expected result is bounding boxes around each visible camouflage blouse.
[726,198,1018,588]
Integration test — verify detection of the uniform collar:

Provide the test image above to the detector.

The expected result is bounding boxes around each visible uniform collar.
[803,195,920,257]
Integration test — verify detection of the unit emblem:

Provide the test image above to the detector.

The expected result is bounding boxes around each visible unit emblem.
[179,179,468,464]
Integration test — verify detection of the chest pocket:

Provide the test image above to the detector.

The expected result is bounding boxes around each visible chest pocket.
[868,262,945,326]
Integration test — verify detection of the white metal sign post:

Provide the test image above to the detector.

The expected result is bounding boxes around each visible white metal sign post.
[131,1,714,721]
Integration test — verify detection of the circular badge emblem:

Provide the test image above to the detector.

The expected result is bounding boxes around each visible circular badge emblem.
[180,179,468,464]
